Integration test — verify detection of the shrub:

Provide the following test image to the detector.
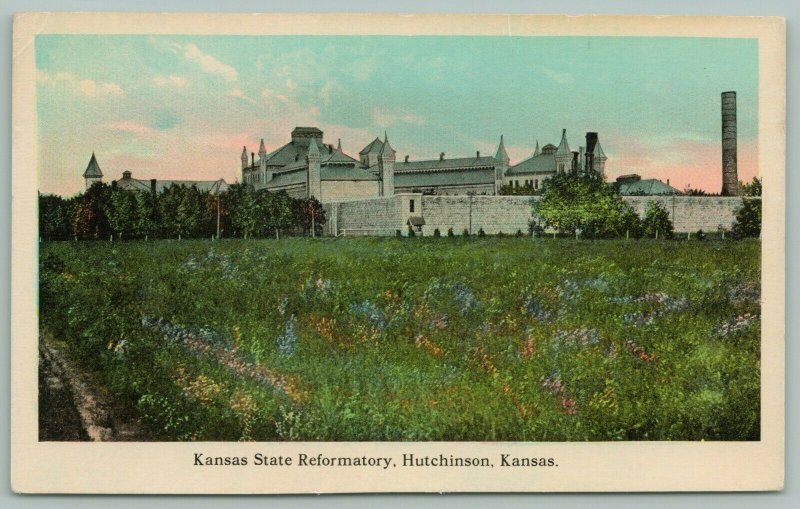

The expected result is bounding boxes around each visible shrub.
[731,198,761,238]
[433,228,441,238]
[395,229,402,237]
[447,228,454,237]
[462,228,470,237]
[478,228,486,237]
[497,231,505,238]
[642,201,674,239]
[407,225,416,237]
[696,229,706,241]
[515,229,524,238]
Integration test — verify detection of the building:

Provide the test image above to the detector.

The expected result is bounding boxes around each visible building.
[503,130,607,191]
[81,155,228,194]
[242,127,608,201]
[615,174,682,195]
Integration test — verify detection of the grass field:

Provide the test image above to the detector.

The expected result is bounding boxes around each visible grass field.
[39,237,761,441]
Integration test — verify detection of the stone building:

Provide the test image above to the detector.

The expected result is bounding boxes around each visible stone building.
[241,127,574,201]
[503,130,607,191]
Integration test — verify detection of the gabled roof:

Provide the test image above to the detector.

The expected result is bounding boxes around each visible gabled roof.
[359,137,384,155]
[83,153,103,178]
[258,139,334,168]
[505,153,557,176]
[617,178,682,196]
[555,129,571,156]
[323,144,361,165]
[116,177,228,194]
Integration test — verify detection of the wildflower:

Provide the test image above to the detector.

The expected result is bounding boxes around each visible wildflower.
[349,299,387,330]
[414,334,444,359]
[551,327,600,349]
[276,315,298,357]
[523,296,553,323]
[713,313,759,339]
[625,340,656,362]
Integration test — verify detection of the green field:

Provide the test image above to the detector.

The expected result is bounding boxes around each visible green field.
[39,237,761,441]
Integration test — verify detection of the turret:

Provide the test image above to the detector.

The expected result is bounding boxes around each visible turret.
[592,139,607,178]
[378,132,395,197]
[555,129,572,174]
[494,134,510,194]
[241,146,248,170]
[82,152,103,189]
[532,140,540,158]
[258,138,267,159]
[306,137,321,199]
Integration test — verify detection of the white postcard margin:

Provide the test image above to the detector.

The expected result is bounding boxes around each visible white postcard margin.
[10,13,786,493]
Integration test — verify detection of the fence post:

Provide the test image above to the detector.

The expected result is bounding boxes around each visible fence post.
[110,234,113,242]
[626,230,629,240]
[655,230,658,240]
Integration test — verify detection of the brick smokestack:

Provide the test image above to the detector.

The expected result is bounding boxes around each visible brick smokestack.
[721,91,738,196]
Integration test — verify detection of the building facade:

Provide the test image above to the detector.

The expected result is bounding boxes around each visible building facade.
[242,126,609,202]
[81,155,228,194]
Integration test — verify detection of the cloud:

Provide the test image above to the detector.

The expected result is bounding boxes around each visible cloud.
[261,88,290,104]
[103,121,154,134]
[541,67,575,85]
[372,108,426,126]
[38,70,124,98]
[169,42,238,82]
[153,75,188,88]
[229,88,258,105]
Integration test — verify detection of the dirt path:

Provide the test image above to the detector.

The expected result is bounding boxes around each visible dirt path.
[39,334,152,441]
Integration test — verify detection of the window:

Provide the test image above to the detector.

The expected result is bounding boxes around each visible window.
[515,180,519,188]
[535,179,539,189]
[409,199,415,213]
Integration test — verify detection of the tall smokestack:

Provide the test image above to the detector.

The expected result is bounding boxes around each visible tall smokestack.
[721,91,739,196]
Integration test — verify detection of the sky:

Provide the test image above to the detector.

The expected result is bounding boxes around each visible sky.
[36,35,758,197]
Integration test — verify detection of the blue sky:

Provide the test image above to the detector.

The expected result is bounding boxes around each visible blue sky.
[36,35,758,196]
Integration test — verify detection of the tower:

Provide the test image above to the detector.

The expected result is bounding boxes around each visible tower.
[306,137,321,199]
[82,152,103,189]
[378,132,395,197]
[241,146,248,170]
[532,140,540,158]
[721,91,739,196]
[258,139,268,185]
[592,139,607,178]
[554,129,572,174]
[494,134,510,194]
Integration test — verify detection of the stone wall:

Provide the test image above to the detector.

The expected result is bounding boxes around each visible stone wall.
[323,194,749,236]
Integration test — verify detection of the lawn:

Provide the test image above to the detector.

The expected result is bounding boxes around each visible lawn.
[38,237,761,441]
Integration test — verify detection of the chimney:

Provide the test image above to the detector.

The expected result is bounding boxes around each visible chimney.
[122,170,132,180]
[721,91,739,196]
[440,152,445,161]
[251,152,255,168]
[404,155,409,163]
[150,178,157,193]
[667,178,670,186]
[477,150,480,158]
[111,180,117,189]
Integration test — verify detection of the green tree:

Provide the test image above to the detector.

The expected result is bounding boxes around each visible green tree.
[228,184,260,238]
[534,172,630,238]
[134,190,160,239]
[106,187,139,240]
[38,193,72,240]
[294,197,326,237]
[259,190,294,238]
[731,177,762,239]
[71,182,111,240]
[641,201,674,239]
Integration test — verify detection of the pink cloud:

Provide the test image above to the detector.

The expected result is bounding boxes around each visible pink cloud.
[104,121,154,134]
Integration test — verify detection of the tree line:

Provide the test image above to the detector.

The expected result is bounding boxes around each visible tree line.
[39,182,326,240]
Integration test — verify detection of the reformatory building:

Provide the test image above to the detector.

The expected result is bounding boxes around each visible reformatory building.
[241,126,609,201]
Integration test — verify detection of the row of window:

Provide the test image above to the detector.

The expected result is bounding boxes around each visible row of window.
[510,179,539,189]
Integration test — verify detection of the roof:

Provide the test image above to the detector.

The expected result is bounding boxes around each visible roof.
[395,167,494,188]
[359,137,384,155]
[618,178,682,196]
[380,135,395,158]
[258,138,267,157]
[495,135,509,162]
[407,216,426,226]
[505,153,557,175]
[541,144,557,154]
[395,155,498,173]
[323,145,361,165]
[265,167,308,188]
[556,129,571,156]
[83,153,103,178]
[115,177,228,194]
[321,165,379,181]
[593,140,606,158]
[532,140,540,157]
[258,139,334,168]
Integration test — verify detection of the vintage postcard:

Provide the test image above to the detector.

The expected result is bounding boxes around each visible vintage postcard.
[11,13,785,493]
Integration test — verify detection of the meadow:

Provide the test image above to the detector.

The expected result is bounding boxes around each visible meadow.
[39,237,761,441]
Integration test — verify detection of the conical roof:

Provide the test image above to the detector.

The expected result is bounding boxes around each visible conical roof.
[495,135,509,162]
[379,132,395,157]
[307,136,320,159]
[532,140,540,157]
[556,129,571,156]
[83,152,103,178]
[592,140,606,159]
[258,138,267,157]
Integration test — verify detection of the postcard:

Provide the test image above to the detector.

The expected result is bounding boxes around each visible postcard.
[11,13,785,493]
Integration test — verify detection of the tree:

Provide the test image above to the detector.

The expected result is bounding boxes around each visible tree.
[71,182,111,240]
[534,172,630,238]
[732,177,762,238]
[39,193,72,240]
[294,197,326,237]
[134,190,160,239]
[106,187,139,240]
[641,201,674,239]
[259,190,294,238]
